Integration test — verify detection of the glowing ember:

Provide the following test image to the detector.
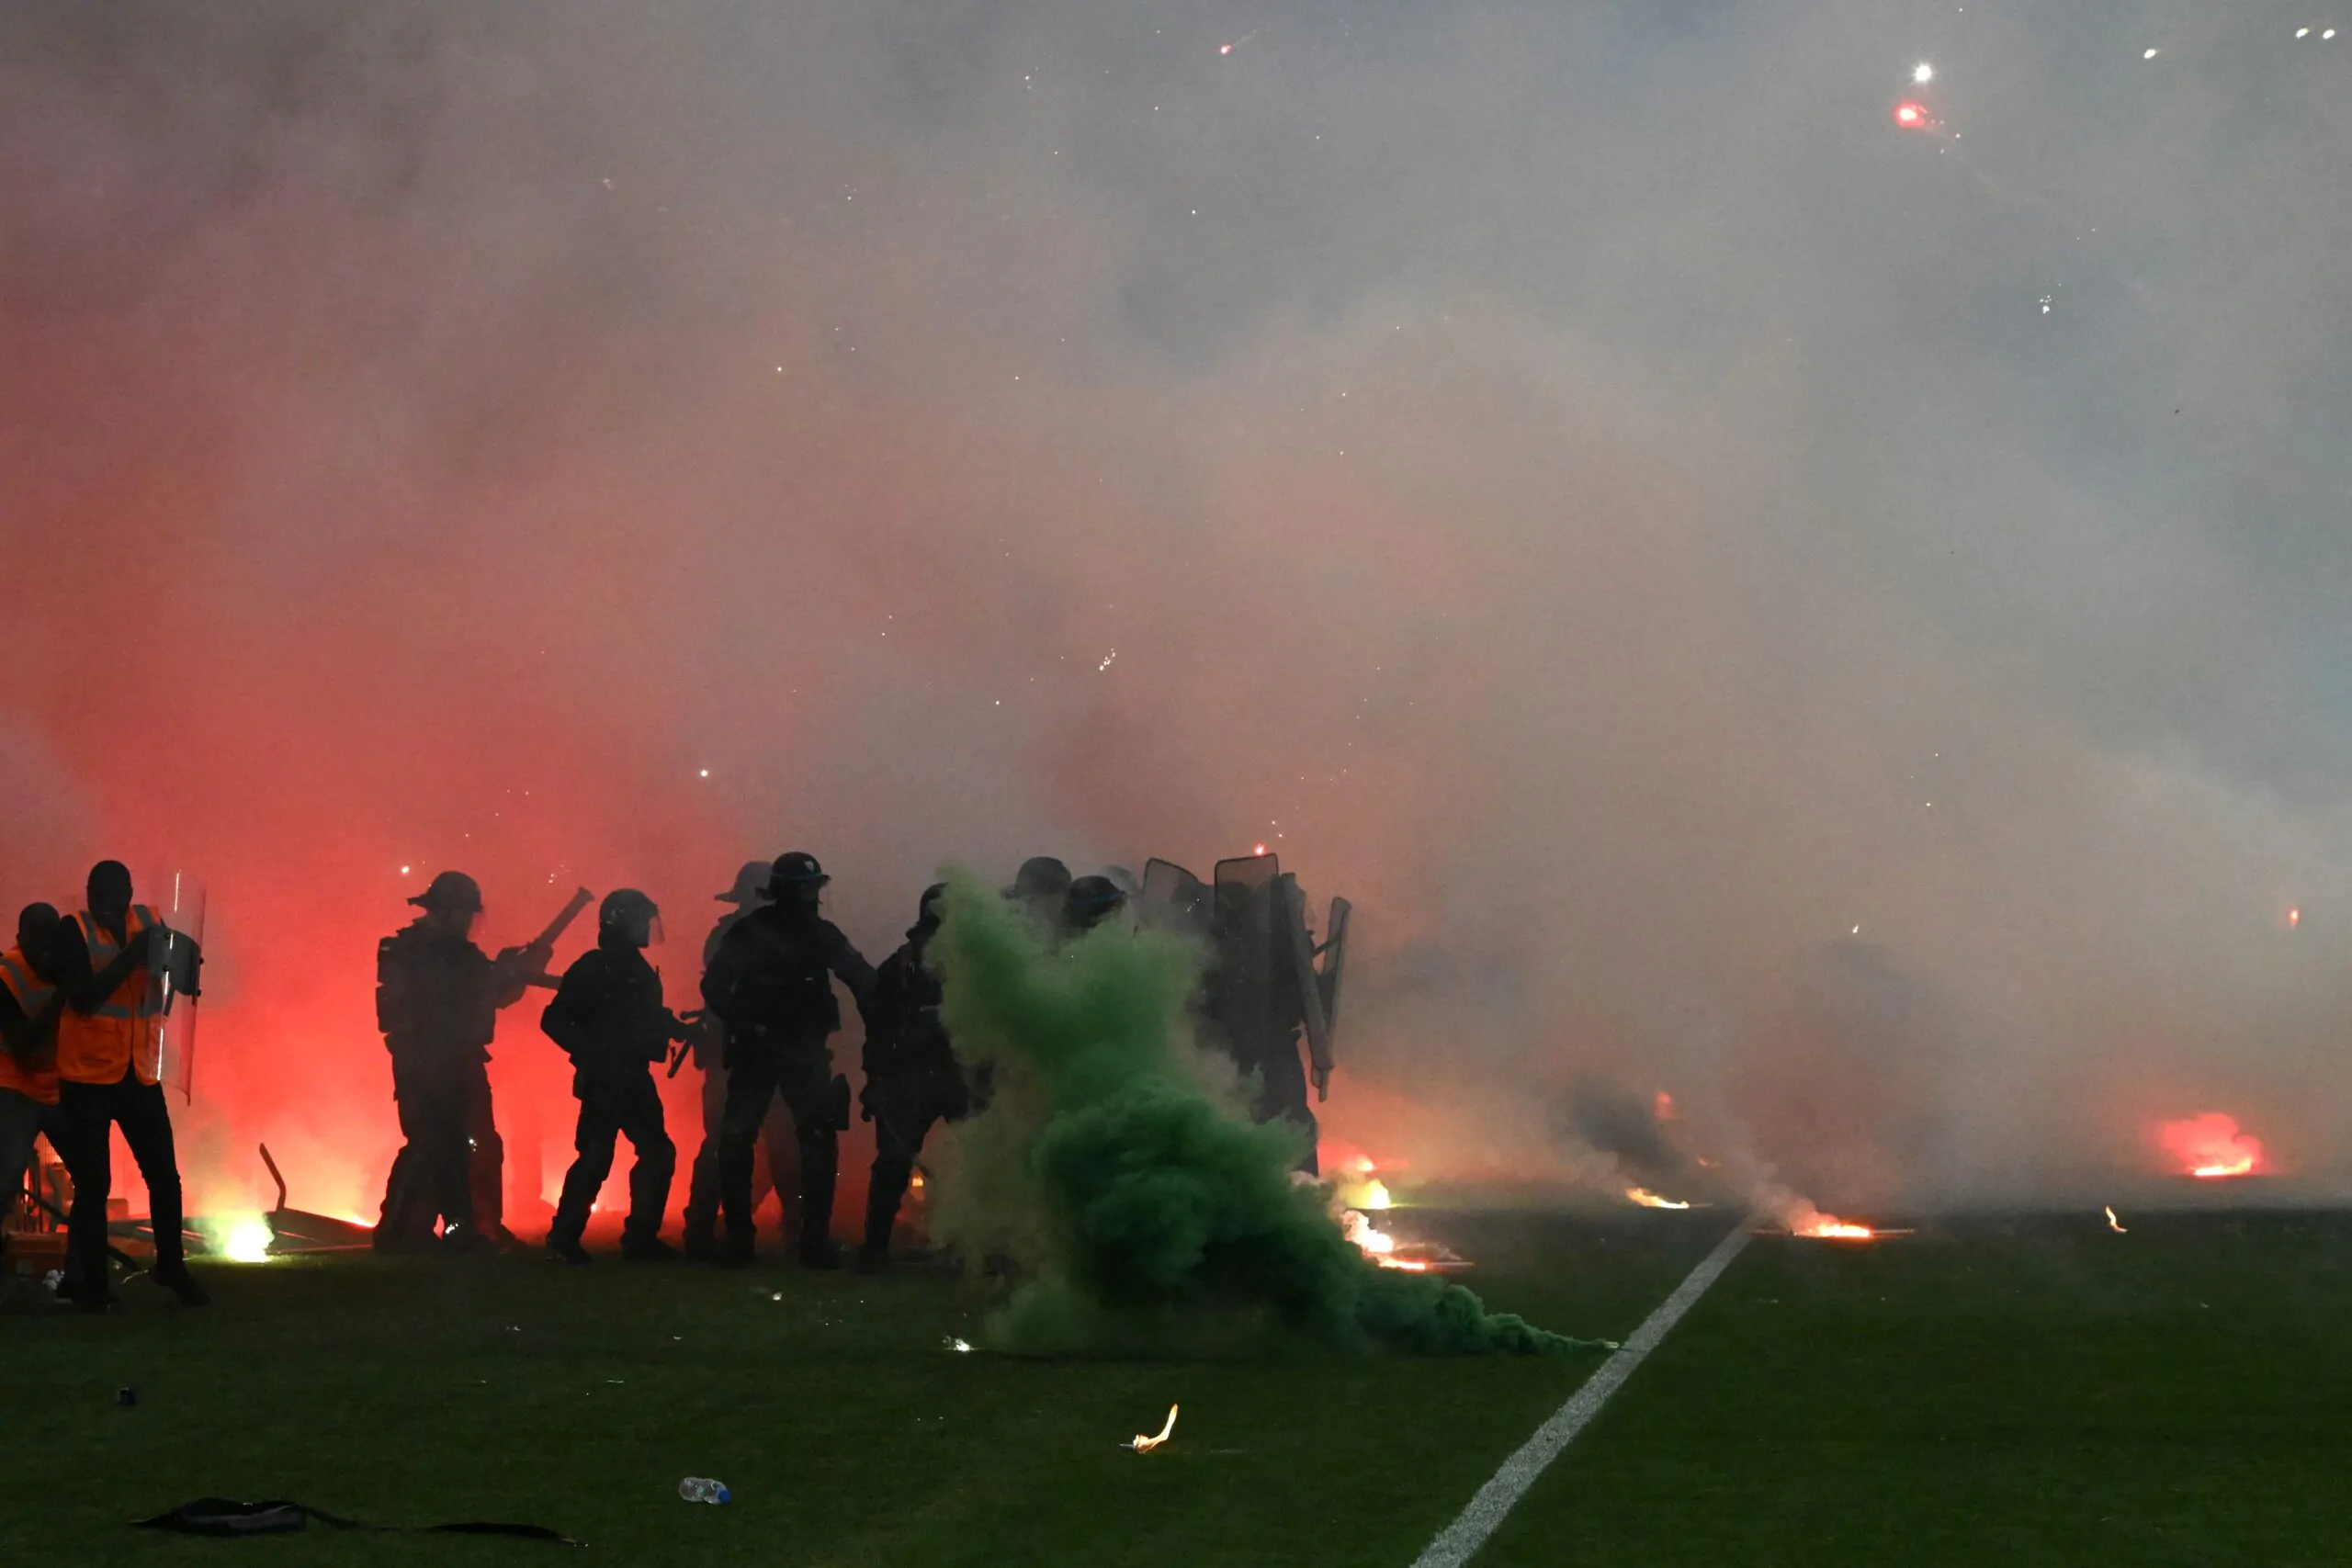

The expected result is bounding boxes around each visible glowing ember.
[1124,1404,1179,1452]
[1625,1186,1691,1210]
[2105,1205,2127,1234]
[2155,1112,2264,1179]
[1654,1090,1677,1121]
[1893,101,1930,129]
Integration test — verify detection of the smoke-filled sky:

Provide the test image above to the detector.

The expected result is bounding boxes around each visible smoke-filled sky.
[6,1,2348,1218]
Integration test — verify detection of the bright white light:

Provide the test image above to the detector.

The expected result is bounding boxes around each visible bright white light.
[698,769,709,778]
[2327,28,2339,39]
[1913,62,1934,83]
[401,864,411,875]
[2143,47,2160,59]
[2297,26,2311,37]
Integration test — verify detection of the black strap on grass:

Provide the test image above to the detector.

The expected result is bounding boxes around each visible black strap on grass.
[133,1497,580,1545]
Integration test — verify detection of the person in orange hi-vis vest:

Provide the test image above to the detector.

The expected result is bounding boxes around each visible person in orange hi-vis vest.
[0,902,75,1285]
[52,860,208,1310]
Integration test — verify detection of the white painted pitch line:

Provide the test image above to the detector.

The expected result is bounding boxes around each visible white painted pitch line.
[1408,1222,1755,1568]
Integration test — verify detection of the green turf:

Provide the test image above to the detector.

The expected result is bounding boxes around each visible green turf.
[13,1210,2339,1565]
[0,1211,1708,1567]
[1478,1211,2352,1568]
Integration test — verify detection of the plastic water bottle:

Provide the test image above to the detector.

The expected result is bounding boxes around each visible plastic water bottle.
[677,1478,730,1506]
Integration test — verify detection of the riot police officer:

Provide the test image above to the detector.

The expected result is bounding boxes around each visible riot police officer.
[857,884,967,1270]
[682,862,800,1259]
[374,872,542,1251]
[700,852,874,1267]
[540,890,685,1263]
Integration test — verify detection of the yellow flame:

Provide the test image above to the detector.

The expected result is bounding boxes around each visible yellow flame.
[208,1213,275,1263]
[1786,1200,1874,1240]
[1128,1404,1179,1452]
[1625,1186,1691,1210]
[2105,1205,2127,1234]
[1342,1210,1396,1255]
[1361,1179,1392,1211]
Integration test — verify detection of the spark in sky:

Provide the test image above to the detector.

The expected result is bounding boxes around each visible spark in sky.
[1219,30,1257,55]
[1893,101,1931,130]
[1913,62,1934,84]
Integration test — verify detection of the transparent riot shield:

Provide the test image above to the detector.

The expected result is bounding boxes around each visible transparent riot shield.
[1276,874,1333,1100]
[1137,858,1212,938]
[153,872,206,1104]
[1210,854,1279,1058]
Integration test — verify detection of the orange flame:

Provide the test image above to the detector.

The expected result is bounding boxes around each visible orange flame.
[2154,1112,2264,1179]
[1785,1199,1875,1240]
[1624,1186,1690,1210]
[2105,1205,2126,1234]
[1125,1404,1178,1453]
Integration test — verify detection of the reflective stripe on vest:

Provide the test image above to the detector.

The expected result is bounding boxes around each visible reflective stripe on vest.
[0,948,53,1015]
[0,944,61,1102]
[57,905,164,1086]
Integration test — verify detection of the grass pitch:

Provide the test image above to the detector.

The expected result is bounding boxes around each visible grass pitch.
[5,1208,2345,1565]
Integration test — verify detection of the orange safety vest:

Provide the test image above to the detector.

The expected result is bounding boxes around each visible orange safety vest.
[0,944,60,1105]
[56,904,164,1087]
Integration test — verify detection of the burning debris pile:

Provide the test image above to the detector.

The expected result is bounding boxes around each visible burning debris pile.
[926,875,1600,1356]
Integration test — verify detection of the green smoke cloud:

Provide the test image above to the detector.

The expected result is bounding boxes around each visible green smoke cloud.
[925,873,1598,1356]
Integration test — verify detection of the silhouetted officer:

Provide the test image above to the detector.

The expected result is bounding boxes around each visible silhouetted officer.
[374,872,537,1251]
[700,852,873,1267]
[857,885,968,1269]
[682,862,800,1259]
[540,890,685,1263]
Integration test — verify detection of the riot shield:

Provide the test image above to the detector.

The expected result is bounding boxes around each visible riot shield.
[1210,855,1279,1058]
[1137,858,1212,938]
[1277,874,1333,1100]
[153,872,206,1104]
[1317,896,1351,1043]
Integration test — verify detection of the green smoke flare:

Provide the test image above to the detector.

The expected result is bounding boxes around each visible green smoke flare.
[925,873,1597,1356]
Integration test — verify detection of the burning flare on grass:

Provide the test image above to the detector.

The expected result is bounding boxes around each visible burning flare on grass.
[2155,1112,2265,1179]
[1784,1199,1875,1240]
[2105,1205,2127,1234]
[1343,1208,1397,1258]
[202,1212,276,1263]
[1125,1404,1179,1453]
[1625,1186,1690,1210]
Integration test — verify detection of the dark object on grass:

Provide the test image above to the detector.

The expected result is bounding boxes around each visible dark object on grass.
[132,1497,580,1544]
[115,1387,137,1406]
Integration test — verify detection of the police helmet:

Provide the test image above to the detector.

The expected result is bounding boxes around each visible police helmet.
[1004,856,1071,901]
[1063,874,1127,928]
[409,870,484,914]
[716,861,772,905]
[600,887,662,945]
[766,852,831,895]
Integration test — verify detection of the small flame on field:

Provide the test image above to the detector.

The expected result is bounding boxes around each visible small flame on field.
[1625,1187,1690,1210]
[1125,1404,1178,1452]
[206,1213,275,1263]
[2105,1205,2127,1234]
[1343,1209,1396,1257]
[2155,1112,2264,1179]
[1654,1091,1677,1121]
[1785,1200,1875,1240]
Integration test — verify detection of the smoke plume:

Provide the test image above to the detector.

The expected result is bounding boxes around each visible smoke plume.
[4,3,2349,1224]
